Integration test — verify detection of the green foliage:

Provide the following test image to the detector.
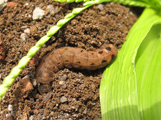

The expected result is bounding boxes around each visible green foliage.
[85,0,161,10]
[100,1,161,119]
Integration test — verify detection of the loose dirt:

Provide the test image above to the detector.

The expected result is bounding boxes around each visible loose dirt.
[0,0,139,119]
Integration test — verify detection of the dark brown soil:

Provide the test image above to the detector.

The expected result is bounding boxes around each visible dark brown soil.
[0,0,139,119]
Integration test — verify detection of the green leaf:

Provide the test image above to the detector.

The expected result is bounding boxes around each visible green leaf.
[98,0,161,10]
[135,24,161,120]
[100,7,161,120]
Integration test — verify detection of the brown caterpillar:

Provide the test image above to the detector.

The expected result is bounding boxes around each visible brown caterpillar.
[36,44,118,93]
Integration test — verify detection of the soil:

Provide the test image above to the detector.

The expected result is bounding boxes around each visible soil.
[0,0,139,119]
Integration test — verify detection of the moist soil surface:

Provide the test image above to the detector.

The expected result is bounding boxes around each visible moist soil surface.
[0,0,139,119]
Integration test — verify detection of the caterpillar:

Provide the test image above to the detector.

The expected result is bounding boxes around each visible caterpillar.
[36,44,118,93]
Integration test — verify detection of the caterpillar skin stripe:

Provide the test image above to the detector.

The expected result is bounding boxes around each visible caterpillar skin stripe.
[36,44,118,94]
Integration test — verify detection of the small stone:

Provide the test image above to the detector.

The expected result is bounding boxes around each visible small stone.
[97,4,104,11]
[45,5,59,15]
[60,96,68,103]
[71,106,75,109]
[0,0,7,4]
[0,0,7,12]
[58,74,67,81]
[59,81,65,85]
[29,55,38,66]
[50,111,54,116]
[43,92,52,100]
[24,3,29,6]
[45,5,54,15]
[19,76,33,94]
[118,23,122,29]
[20,33,26,41]
[31,78,37,87]
[21,26,28,29]
[59,81,67,89]
[24,28,30,34]
[29,116,34,120]
[83,108,87,114]
[8,104,13,111]
[32,7,45,20]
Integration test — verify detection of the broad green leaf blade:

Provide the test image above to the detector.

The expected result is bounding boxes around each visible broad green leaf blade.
[100,8,161,120]
[135,24,161,120]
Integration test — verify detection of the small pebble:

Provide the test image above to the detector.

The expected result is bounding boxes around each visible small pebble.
[0,0,7,5]
[24,28,30,34]
[8,104,13,111]
[83,108,87,114]
[59,81,67,89]
[24,3,29,6]
[21,26,28,29]
[31,78,37,87]
[32,7,45,20]
[46,5,54,14]
[71,106,75,109]
[58,74,67,81]
[0,0,7,11]
[29,55,38,66]
[60,96,68,103]
[19,76,33,94]
[97,4,104,11]
[29,116,34,120]
[59,80,65,85]
[0,2,7,12]
[118,23,122,29]
[45,4,59,15]
[20,33,26,41]
[43,92,52,100]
